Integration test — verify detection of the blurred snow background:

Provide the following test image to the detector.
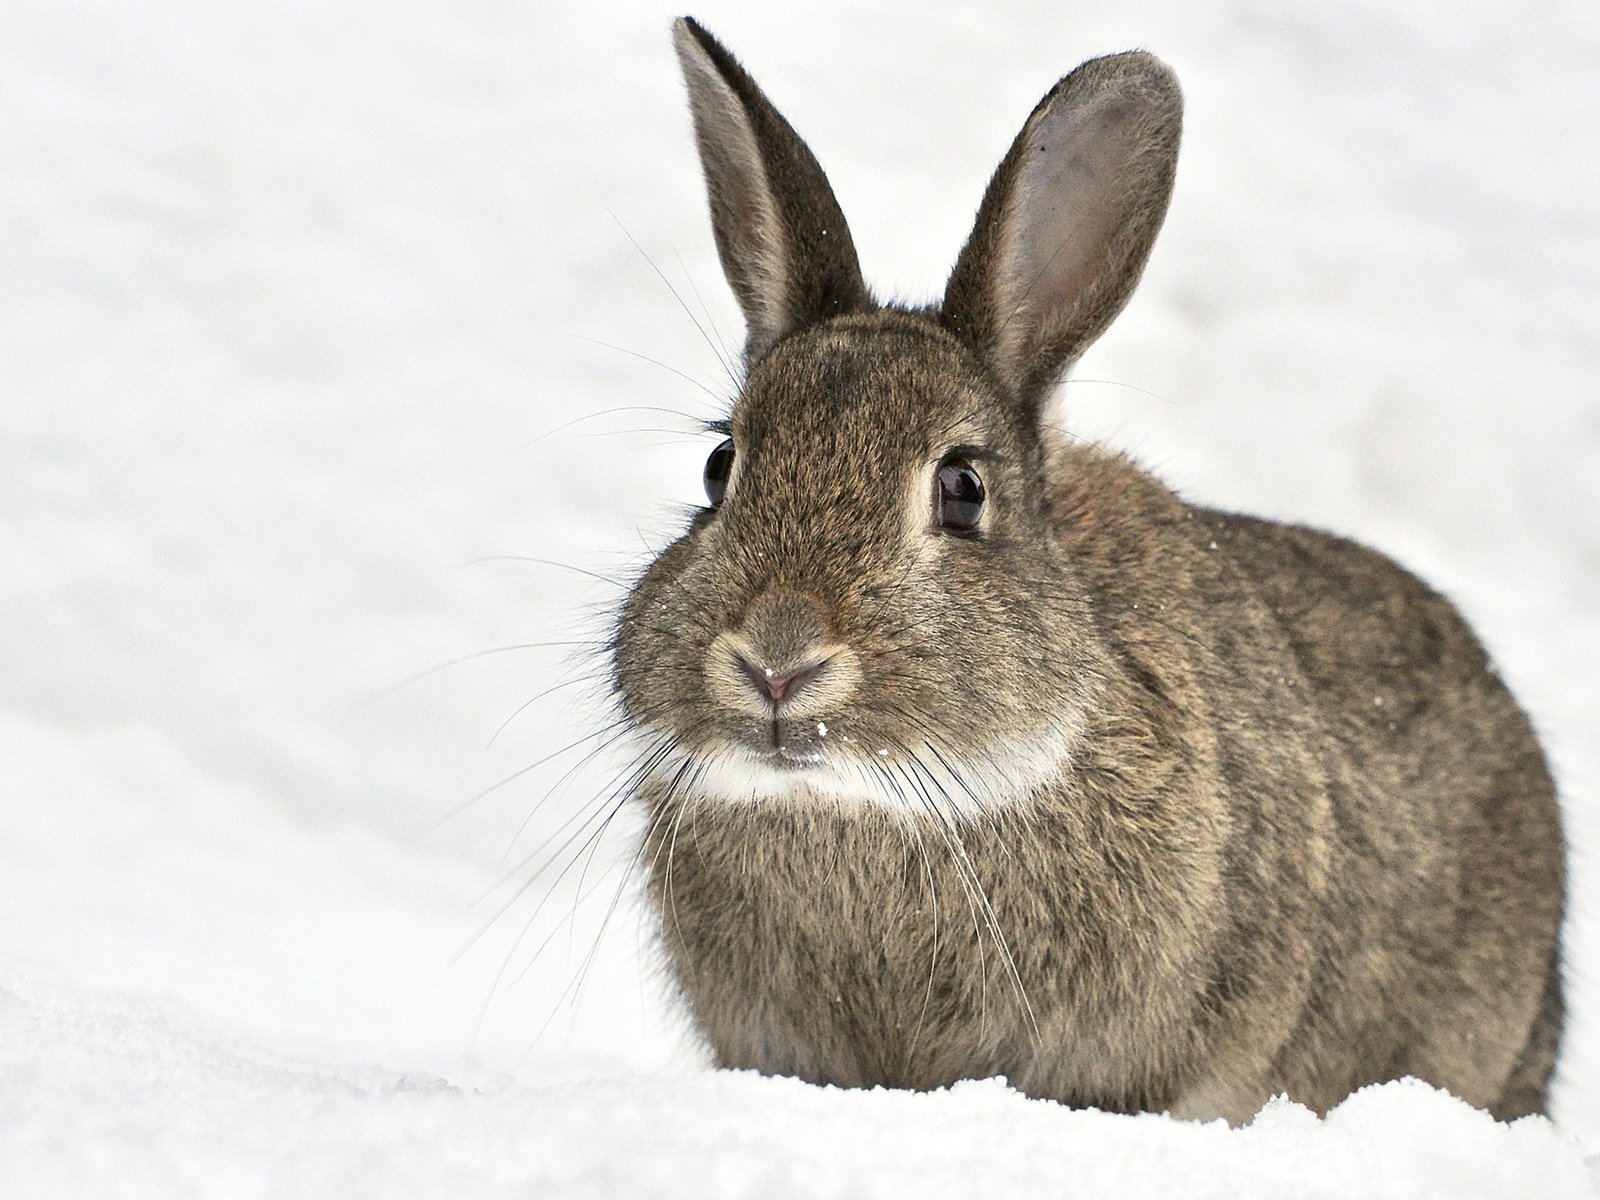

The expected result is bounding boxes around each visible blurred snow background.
[1,0,1596,1194]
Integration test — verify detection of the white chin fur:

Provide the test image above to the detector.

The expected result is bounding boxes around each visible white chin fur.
[624,724,1074,819]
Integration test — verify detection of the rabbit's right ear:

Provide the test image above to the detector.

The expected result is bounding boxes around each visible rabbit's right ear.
[943,53,1182,412]
[673,18,873,365]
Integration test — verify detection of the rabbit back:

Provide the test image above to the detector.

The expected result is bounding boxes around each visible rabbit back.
[1051,445,1565,1118]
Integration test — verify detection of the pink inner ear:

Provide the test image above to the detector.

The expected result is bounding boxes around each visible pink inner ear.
[999,94,1152,367]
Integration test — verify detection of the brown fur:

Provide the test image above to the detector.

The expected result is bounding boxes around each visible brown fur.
[609,19,1565,1122]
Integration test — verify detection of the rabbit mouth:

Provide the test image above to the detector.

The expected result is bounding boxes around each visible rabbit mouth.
[757,741,826,769]
[749,715,828,763]
[718,728,830,776]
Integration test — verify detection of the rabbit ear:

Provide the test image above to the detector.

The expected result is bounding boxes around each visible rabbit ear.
[942,52,1182,409]
[673,18,873,364]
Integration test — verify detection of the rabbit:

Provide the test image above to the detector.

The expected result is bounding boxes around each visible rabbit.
[608,16,1566,1124]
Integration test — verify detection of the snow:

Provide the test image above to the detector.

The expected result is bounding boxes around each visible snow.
[2,0,1597,1194]
[4,964,1595,1199]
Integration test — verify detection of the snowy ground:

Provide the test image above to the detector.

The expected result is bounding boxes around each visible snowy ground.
[3,0,1597,1194]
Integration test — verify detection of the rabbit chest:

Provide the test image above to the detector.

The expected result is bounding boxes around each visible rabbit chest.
[637,794,1230,1109]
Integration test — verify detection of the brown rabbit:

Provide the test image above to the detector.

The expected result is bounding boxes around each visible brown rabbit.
[609,16,1566,1123]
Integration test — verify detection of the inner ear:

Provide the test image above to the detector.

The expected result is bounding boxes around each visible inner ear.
[673,19,873,365]
[942,52,1182,409]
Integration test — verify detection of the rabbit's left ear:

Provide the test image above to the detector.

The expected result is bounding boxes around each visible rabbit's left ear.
[943,52,1182,410]
[673,18,873,365]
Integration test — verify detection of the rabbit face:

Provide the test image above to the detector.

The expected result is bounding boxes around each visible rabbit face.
[613,314,1098,816]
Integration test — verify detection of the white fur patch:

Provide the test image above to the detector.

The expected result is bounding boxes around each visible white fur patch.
[623,722,1077,820]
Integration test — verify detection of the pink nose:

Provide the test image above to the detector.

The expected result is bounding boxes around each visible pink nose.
[737,654,824,706]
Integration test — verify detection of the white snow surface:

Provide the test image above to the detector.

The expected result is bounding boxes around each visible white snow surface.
[4,966,1595,1200]
[3,0,1598,1194]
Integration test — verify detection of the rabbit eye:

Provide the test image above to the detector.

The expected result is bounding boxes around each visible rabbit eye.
[704,437,735,507]
[935,455,985,532]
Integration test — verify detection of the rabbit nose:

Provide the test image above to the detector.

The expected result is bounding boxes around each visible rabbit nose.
[735,651,827,707]
[704,589,863,718]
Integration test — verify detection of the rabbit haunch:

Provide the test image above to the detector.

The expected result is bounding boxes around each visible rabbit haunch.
[607,17,1565,1124]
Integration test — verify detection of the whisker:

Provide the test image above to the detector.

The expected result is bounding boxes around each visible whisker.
[463,735,667,931]
[462,736,680,1034]
[410,710,643,840]
[552,335,725,407]
[1057,376,1176,406]
[518,400,718,451]
[361,640,607,706]
[455,555,630,591]
[899,743,1041,1044]
[486,670,611,749]
[892,760,991,1041]
[669,239,739,381]
[897,784,942,1077]
[550,740,707,1026]
[604,206,740,393]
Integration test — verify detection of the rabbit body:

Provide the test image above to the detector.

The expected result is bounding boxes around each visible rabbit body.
[612,20,1565,1122]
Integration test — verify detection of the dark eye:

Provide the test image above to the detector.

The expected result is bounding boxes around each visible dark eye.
[935,455,985,532]
[704,437,735,507]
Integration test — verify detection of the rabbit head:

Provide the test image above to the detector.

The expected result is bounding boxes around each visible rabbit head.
[611,18,1181,816]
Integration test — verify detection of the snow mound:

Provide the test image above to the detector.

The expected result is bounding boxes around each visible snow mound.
[3,967,1595,1200]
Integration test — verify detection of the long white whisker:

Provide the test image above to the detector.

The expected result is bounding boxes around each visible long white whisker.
[901,744,1041,1045]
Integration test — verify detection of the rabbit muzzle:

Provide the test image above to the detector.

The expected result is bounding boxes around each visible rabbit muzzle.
[703,587,864,756]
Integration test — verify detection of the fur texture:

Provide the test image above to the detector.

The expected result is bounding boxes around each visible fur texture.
[609,17,1566,1122]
